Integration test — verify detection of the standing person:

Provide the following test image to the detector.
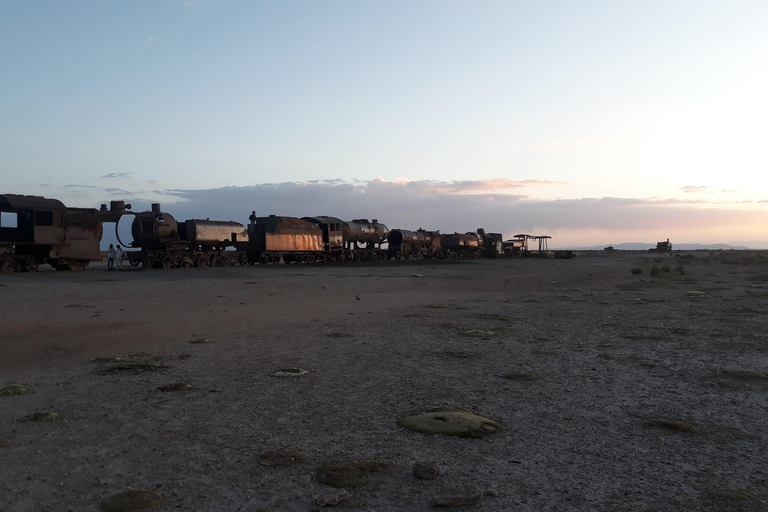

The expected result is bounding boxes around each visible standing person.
[249,211,257,225]
[107,244,116,271]
[115,245,124,269]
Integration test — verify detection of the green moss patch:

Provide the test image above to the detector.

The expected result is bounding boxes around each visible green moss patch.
[102,362,171,373]
[646,420,701,434]
[100,489,165,511]
[259,449,307,467]
[189,338,213,344]
[0,383,35,396]
[706,488,754,501]
[397,407,501,438]
[316,459,393,488]
[0,437,11,448]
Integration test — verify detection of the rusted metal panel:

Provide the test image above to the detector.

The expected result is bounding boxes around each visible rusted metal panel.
[184,219,248,244]
[264,233,323,252]
[247,216,325,253]
[0,194,66,211]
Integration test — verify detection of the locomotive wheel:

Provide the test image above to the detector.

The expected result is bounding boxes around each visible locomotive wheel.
[0,258,20,274]
[129,259,140,267]
[161,256,173,269]
[196,257,209,268]
[238,254,249,266]
[346,250,354,262]
[22,257,39,272]
[142,255,156,269]
[395,251,402,261]
[180,257,194,268]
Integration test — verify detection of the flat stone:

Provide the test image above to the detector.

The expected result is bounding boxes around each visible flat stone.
[272,368,308,378]
[20,411,61,422]
[433,485,482,507]
[398,407,501,438]
[413,462,440,480]
[100,489,165,511]
[646,420,701,434]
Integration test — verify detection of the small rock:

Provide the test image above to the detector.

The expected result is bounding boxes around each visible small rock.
[20,412,61,422]
[272,368,309,378]
[413,462,440,480]
[0,437,11,448]
[433,485,482,507]
[646,420,701,434]
[100,489,165,511]
[314,489,351,506]
[157,382,199,392]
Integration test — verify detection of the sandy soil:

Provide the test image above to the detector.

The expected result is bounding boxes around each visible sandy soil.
[1,252,767,511]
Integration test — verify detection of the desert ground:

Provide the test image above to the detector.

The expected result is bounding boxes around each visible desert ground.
[1,251,767,512]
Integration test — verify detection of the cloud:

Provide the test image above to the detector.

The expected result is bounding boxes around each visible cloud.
[102,172,132,179]
[146,179,764,247]
[681,185,710,193]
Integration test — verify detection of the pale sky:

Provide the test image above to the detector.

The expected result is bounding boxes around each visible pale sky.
[2,1,767,248]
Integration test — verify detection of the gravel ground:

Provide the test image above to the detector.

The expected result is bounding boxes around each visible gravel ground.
[1,251,767,511]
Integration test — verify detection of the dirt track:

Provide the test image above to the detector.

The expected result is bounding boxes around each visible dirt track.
[1,252,767,511]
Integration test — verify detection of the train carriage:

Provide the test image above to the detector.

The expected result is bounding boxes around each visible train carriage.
[0,194,102,272]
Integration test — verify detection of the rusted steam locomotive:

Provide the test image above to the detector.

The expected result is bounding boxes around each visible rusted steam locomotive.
[0,194,103,272]
[121,203,248,269]
[0,194,509,271]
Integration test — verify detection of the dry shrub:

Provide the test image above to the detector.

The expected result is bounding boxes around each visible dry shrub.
[650,265,660,276]
[631,268,642,275]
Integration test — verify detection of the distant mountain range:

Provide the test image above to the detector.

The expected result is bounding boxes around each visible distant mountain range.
[563,243,751,251]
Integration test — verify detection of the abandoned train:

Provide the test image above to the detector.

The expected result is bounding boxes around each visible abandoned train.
[0,194,514,272]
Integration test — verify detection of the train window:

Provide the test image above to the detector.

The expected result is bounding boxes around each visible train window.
[35,210,54,226]
[0,212,18,228]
